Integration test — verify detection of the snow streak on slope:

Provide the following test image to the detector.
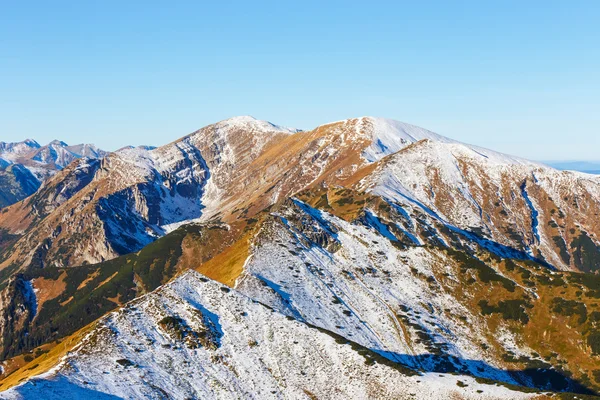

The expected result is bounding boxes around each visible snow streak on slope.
[0,271,534,400]
[520,181,540,245]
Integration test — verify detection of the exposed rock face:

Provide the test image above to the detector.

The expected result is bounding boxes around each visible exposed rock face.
[0,275,37,358]
[0,165,39,208]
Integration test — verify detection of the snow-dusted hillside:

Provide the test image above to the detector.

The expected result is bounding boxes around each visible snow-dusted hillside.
[1,271,537,400]
[359,138,600,270]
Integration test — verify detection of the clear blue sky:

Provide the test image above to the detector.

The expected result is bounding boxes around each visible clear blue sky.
[1,1,598,160]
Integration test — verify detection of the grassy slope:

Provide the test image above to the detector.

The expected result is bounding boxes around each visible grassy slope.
[0,324,95,391]
[0,223,227,361]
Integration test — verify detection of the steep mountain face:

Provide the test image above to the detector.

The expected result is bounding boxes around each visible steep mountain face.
[0,139,106,208]
[358,139,600,271]
[2,116,600,398]
[0,117,294,270]
[0,165,39,209]
[0,275,37,359]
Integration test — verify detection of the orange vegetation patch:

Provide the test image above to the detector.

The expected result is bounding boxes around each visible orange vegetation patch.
[60,296,73,306]
[77,269,100,290]
[296,186,375,222]
[107,294,121,305]
[191,218,266,287]
[95,271,119,290]
[194,230,253,287]
[32,272,67,314]
[0,323,95,392]
[341,161,379,187]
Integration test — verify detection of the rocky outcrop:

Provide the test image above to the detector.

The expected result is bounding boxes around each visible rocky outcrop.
[0,275,37,359]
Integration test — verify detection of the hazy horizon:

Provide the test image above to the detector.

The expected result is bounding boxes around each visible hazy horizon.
[2,115,600,164]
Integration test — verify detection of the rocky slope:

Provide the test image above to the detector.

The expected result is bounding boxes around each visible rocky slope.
[3,188,600,397]
[358,138,600,271]
[0,117,298,270]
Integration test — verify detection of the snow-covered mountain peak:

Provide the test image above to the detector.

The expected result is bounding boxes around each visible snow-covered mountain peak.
[214,115,301,135]
[349,116,537,168]
[48,139,68,147]
[0,140,41,160]
[360,117,457,162]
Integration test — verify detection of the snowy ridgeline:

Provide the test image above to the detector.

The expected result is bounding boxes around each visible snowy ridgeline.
[2,271,535,400]
[0,140,106,178]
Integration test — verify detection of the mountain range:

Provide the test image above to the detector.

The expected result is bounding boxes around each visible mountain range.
[0,116,599,399]
[0,140,106,208]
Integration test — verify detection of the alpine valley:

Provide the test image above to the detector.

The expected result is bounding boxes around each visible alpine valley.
[0,116,600,399]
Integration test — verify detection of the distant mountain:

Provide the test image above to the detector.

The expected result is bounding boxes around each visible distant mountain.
[0,140,107,207]
[1,116,600,398]
[543,160,600,174]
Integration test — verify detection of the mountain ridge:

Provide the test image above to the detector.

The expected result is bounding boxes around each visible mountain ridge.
[1,115,600,398]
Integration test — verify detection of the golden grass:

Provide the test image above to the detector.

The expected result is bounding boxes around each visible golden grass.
[194,230,253,287]
[297,187,374,222]
[0,323,95,392]
[32,272,67,314]
[76,269,100,290]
